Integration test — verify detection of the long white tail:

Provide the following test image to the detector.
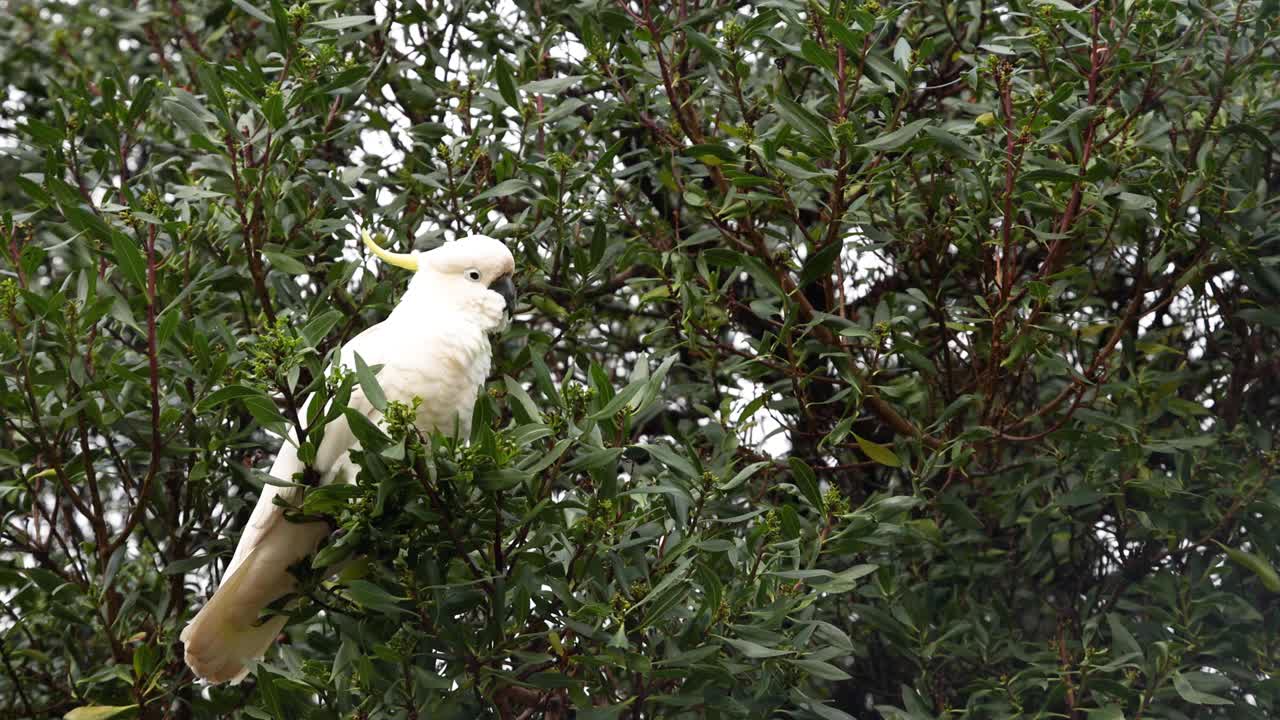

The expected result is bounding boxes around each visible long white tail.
[181,516,328,684]
[183,392,362,682]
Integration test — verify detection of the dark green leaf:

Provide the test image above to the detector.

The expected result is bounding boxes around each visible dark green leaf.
[110,233,147,291]
[1172,671,1233,706]
[495,56,520,109]
[860,119,930,151]
[352,353,387,413]
[788,457,824,512]
[775,95,833,149]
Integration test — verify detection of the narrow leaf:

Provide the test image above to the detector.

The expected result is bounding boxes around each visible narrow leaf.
[352,352,387,412]
[312,15,376,29]
[720,637,793,659]
[775,95,832,148]
[1172,671,1233,705]
[860,119,930,151]
[1216,541,1280,592]
[788,457,824,512]
[64,707,138,720]
[111,233,147,292]
[495,56,520,109]
[854,433,900,467]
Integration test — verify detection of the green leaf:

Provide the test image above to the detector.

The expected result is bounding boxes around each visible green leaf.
[46,175,83,206]
[860,119,930,151]
[1021,168,1081,184]
[230,0,273,23]
[789,658,852,681]
[1107,613,1143,660]
[495,56,520,109]
[302,484,362,514]
[16,175,52,205]
[193,62,231,128]
[160,97,208,137]
[520,75,586,94]
[834,564,879,583]
[352,352,387,412]
[64,707,138,720]
[800,39,836,74]
[637,443,698,480]
[244,394,288,435]
[1172,670,1233,705]
[719,461,770,491]
[1236,308,1280,329]
[21,119,63,147]
[1115,192,1156,211]
[63,206,113,243]
[163,554,217,575]
[683,142,739,166]
[588,379,644,420]
[475,178,532,202]
[800,239,844,287]
[267,0,291,48]
[824,18,864,53]
[263,250,308,275]
[703,249,785,298]
[1215,541,1280,592]
[254,665,287,718]
[1042,105,1098,142]
[720,637,793,659]
[633,353,678,416]
[768,569,833,581]
[312,15,376,29]
[199,384,267,411]
[300,309,343,348]
[157,308,180,347]
[342,580,410,614]
[638,583,690,629]
[262,93,285,130]
[863,51,907,89]
[854,433,900,467]
[788,457,824,512]
[872,495,921,518]
[344,408,389,451]
[565,447,623,472]
[503,376,541,424]
[808,702,858,720]
[1035,0,1085,12]
[477,467,532,491]
[922,126,979,161]
[126,78,157,124]
[775,95,832,149]
[111,233,147,292]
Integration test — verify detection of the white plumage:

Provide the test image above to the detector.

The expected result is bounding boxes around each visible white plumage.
[181,233,516,684]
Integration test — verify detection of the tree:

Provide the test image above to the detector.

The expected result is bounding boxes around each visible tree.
[2,0,1278,717]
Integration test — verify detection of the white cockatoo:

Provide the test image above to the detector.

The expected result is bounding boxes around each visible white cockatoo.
[181,232,517,684]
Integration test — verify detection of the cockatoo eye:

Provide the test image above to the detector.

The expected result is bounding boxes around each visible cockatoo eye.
[465,268,482,281]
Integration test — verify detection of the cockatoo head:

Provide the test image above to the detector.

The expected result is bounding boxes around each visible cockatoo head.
[362,231,517,333]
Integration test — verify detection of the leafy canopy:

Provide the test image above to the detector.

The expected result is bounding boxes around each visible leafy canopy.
[1,0,1278,718]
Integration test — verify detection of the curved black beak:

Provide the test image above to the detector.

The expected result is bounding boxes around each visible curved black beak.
[489,274,517,311]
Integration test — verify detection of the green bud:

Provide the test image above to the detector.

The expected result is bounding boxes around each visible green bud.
[384,397,423,442]
[547,152,573,173]
[0,278,18,316]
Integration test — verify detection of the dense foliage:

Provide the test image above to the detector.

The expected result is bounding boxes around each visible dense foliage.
[2,0,1279,717]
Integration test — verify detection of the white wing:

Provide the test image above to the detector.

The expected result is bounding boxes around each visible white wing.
[223,320,391,579]
[183,320,395,683]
